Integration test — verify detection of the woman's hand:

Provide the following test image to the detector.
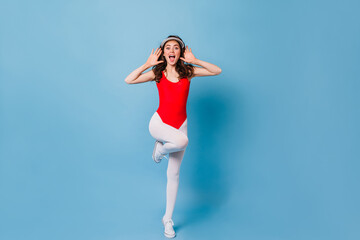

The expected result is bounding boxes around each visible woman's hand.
[180,46,197,64]
[145,48,164,67]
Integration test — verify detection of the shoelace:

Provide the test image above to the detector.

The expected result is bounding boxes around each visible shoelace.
[155,141,168,161]
[161,154,168,161]
[156,152,168,162]
[163,219,174,226]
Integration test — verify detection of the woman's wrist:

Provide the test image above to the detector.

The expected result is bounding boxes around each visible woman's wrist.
[191,58,200,65]
[143,63,151,70]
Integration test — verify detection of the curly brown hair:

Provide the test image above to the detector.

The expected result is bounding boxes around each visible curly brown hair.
[152,35,194,83]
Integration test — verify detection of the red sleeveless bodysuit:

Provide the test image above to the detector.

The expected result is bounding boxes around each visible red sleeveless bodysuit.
[156,70,190,129]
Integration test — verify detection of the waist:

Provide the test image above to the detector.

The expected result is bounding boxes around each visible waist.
[156,109,187,129]
[157,105,187,116]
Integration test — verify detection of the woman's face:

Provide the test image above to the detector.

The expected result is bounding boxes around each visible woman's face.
[163,40,181,66]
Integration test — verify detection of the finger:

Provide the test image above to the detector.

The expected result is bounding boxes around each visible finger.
[190,47,192,52]
[151,49,154,54]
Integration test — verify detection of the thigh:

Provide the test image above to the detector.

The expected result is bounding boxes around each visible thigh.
[168,120,188,170]
[149,112,188,143]
[178,118,188,136]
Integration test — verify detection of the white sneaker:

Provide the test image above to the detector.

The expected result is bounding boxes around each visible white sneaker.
[162,217,176,238]
[152,140,167,163]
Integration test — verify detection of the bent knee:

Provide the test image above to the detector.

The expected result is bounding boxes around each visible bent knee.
[174,136,188,150]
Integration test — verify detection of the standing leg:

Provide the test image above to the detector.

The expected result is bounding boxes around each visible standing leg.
[163,118,188,221]
[163,149,185,221]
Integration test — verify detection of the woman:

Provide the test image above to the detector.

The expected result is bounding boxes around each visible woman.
[124,35,221,238]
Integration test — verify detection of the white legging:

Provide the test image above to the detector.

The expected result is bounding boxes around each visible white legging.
[148,111,188,221]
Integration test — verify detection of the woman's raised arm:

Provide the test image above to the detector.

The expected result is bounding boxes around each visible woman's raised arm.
[124,48,164,84]
[180,46,222,78]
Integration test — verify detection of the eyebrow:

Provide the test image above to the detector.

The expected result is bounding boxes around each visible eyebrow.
[165,44,180,47]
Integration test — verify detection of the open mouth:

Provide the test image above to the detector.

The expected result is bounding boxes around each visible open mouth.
[169,55,175,61]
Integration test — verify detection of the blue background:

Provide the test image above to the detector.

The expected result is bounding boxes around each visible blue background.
[1,0,359,239]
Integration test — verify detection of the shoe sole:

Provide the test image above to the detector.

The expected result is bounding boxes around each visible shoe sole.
[162,218,175,238]
[164,232,176,238]
[152,141,161,163]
